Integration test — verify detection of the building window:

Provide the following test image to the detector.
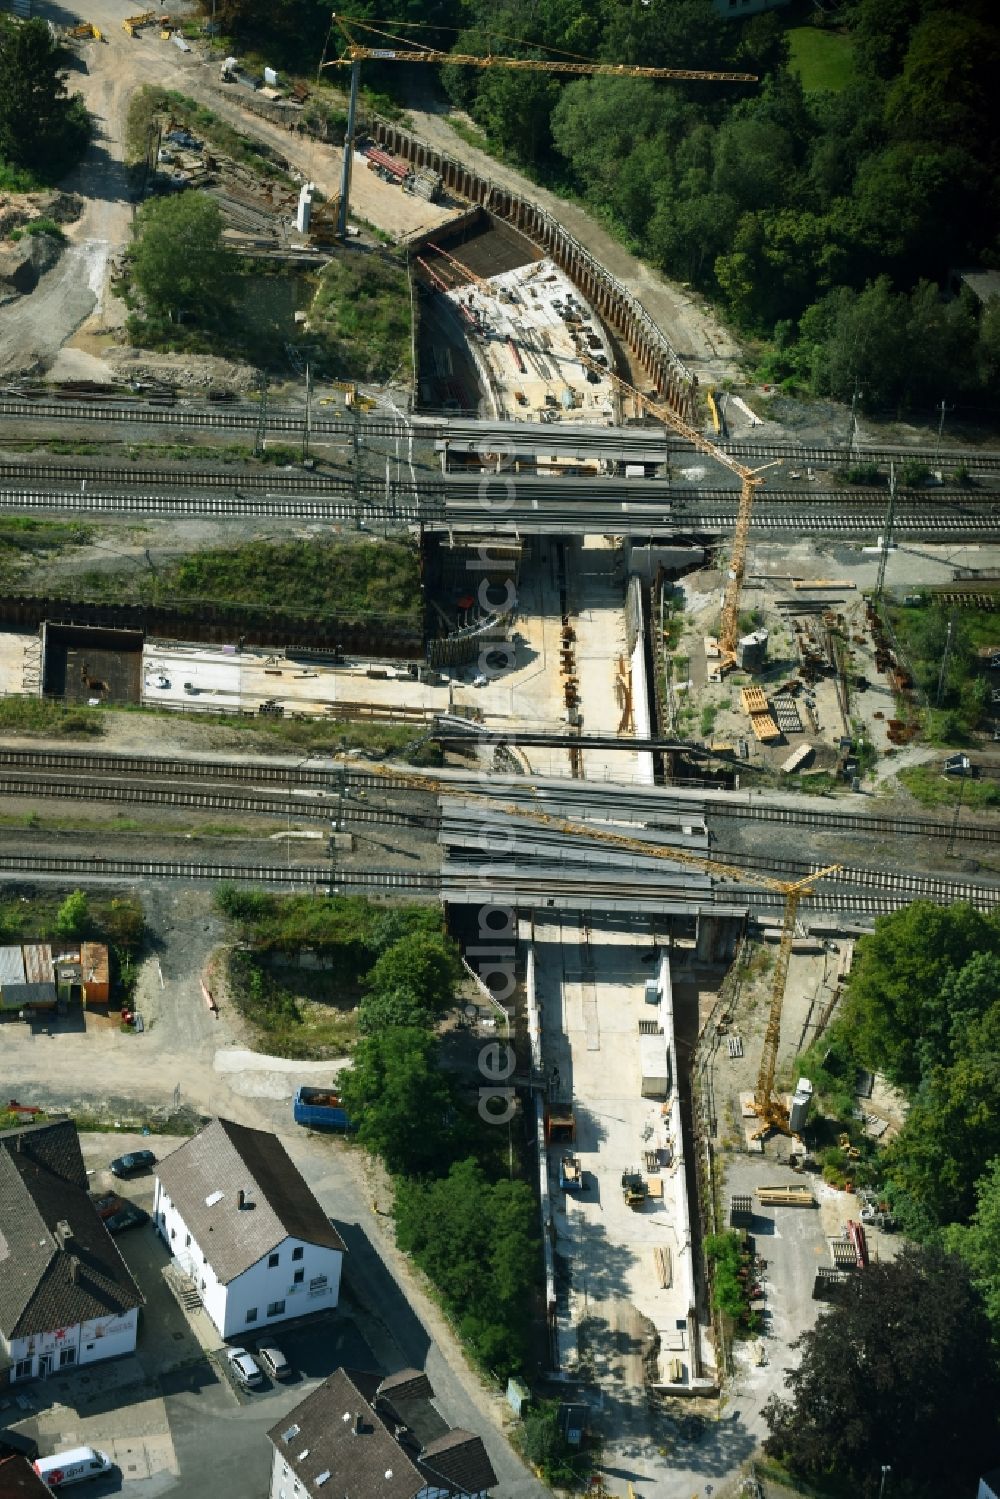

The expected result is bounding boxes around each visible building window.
[293,1269,304,1285]
[170,1227,176,1241]
[185,1234,191,1248]
[14,1358,32,1380]
[268,1252,280,1268]
[246,1308,258,1324]
[200,1279,206,1291]
[59,1347,76,1368]
[266,1300,285,1318]
[309,1275,328,1292]
[292,1247,304,1261]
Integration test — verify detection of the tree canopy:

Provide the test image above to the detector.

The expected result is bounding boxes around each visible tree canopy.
[764,1245,1000,1498]
[394,1157,539,1371]
[130,192,235,327]
[804,902,1000,1235]
[0,19,89,178]
[338,1026,463,1176]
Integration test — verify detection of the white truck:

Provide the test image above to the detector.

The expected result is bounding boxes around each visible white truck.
[34,1448,114,1487]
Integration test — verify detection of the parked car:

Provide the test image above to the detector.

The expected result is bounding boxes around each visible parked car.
[226,1348,263,1390]
[109,1149,156,1178]
[105,1202,150,1235]
[91,1191,125,1220]
[257,1343,291,1381]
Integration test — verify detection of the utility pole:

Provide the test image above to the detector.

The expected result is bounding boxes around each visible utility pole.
[934,398,949,467]
[351,405,362,528]
[253,371,269,460]
[875,463,896,603]
[936,608,957,706]
[337,58,361,240]
[301,362,312,465]
[947,761,968,858]
[847,378,860,462]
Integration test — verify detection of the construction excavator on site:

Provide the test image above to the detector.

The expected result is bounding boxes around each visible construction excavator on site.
[348,759,840,1137]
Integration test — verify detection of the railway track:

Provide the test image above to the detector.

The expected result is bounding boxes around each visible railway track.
[1,484,995,538]
[0,773,437,831]
[710,439,1000,474]
[709,798,1000,846]
[0,846,981,915]
[4,395,999,476]
[0,748,419,794]
[8,749,981,849]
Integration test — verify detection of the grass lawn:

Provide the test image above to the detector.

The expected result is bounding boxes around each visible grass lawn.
[308,251,413,384]
[787,26,855,92]
[896,763,1000,811]
[40,537,422,626]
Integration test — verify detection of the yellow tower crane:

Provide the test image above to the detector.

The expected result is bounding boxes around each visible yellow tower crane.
[320,13,756,240]
[348,759,840,1136]
[410,243,775,658]
[570,349,779,671]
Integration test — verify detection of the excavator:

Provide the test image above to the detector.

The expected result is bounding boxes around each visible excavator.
[350,758,840,1137]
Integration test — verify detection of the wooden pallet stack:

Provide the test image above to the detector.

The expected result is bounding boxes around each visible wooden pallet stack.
[741,684,780,742]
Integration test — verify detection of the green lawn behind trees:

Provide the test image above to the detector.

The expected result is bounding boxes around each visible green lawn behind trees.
[786,26,855,92]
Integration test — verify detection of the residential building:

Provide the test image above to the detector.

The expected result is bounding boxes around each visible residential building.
[0,1120,143,1384]
[267,1366,497,1499]
[153,1118,345,1340]
[0,1451,51,1499]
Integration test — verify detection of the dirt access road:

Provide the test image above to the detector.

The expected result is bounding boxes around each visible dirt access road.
[1,0,742,392]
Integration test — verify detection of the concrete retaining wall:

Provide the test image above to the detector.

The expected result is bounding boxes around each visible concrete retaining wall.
[372,119,698,423]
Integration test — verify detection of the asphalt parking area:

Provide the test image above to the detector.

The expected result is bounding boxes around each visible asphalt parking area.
[215,1312,379,1405]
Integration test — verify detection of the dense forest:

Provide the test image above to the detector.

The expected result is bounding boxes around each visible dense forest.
[214,0,1000,416]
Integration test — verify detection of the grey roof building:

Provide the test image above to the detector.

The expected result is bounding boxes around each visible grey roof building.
[154,1118,345,1340]
[0,1120,143,1381]
[155,1118,345,1284]
[267,1367,497,1499]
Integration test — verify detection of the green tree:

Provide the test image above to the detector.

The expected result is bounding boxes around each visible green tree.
[946,1156,1000,1338]
[358,986,434,1034]
[885,11,1000,146]
[366,933,459,1013]
[56,889,90,939]
[103,897,145,952]
[338,1027,459,1175]
[763,1245,1000,1498]
[368,906,443,957]
[130,192,235,325]
[519,1401,582,1484]
[395,1157,539,1371]
[838,902,1000,1089]
[0,18,89,175]
[886,1000,1000,1230]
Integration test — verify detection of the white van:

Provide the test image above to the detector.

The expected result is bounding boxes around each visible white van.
[34,1447,113,1487]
